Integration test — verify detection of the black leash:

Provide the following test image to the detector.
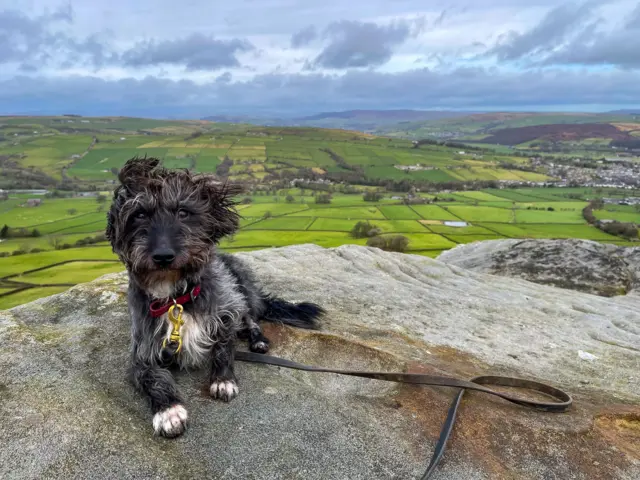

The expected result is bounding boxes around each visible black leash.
[235,350,572,480]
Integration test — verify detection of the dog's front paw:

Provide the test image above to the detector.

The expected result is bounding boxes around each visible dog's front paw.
[209,379,238,402]
[153,404,188,438]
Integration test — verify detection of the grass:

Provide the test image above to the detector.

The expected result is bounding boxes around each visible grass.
[593,210,640,224]
[307,218,428,233]
[239,204,308,217]
[446,234,503,244]
[38,212,106,234]
[410,205,460,221]
[447,206,514,223]
[378,205,422,220]
[453,191,509,202]
[0,246,117,277]
[486,190,550,202]
[221,231,357,249]
[288,206,384,219]
[383,233,457,250]
[426,224,497,235]
[14,261,123,284]
[3,117,640,307]
[0,198,101,228]
[244,217,314,230]
[479,223,620,240]
[514,209,585,224]
[0,232,104,253]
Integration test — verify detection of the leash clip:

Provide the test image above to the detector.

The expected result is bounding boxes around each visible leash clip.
[162,303,185,354]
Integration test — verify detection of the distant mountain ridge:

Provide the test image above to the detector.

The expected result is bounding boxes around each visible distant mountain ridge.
[202,109,481,131]
[297,109,479,121]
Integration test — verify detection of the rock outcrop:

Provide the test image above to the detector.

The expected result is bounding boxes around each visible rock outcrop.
[439,238,640,297]
[1,243,639,479]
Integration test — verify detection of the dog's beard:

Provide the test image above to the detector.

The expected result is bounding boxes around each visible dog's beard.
[142,269,183,299]
[122,234,215,298]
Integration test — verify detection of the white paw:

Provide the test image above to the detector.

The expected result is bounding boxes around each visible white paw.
[251,341,270,353]
[152,404,188,438]
[209,379,239,402]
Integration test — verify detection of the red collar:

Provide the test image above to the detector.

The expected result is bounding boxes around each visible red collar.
[149,285,201,318]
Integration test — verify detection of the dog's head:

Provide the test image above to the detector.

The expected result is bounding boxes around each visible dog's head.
[106,157,242,291]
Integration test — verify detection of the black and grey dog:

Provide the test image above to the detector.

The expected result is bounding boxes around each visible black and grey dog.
[106,157,324,437]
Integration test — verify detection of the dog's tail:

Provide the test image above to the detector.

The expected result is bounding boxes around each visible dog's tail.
[260,295,325,330]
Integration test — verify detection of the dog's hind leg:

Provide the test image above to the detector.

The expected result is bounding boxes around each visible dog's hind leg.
[209,340,239,402]
[131,361,188,438]
[243,314,270,353]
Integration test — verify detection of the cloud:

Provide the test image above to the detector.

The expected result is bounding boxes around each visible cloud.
[0,6,114,69]
[0,7,71,64]
[540,3,640,69]
[3,67,639,117]
[310,19,417,69]
[486,2,597,62]
[121,33,254,70]
[291,25,317,48]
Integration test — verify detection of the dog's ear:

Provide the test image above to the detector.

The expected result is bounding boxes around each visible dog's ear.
[118,156,160,187]
[196,175,244,243]
[105,186,126,253]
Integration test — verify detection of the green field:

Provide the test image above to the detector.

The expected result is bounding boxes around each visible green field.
[409,205,460,221]
[2,186,637,308]
[1,115,557,190]
[594,210,640,224]
[1,115,639,308]
[447,206,514,223]
[378,205,423,220]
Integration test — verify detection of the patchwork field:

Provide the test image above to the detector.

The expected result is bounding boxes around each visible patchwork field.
[1,116,639,307]
[1,186,634,308]
[0,116,555,190]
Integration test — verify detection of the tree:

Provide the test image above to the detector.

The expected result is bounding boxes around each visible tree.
[96,194,107,203]
[241,197,252,204]
[67,208,77,215]
[350,221,380,239]
[363,191,383,202]
[389,235,409,253]
[263,211,272,219]
[0,225,9,239]
[110,167,119,176]
[315,194,331,204]
[48,235,63,249]
[31,229,41,238]
[285,195,295,203]
[366,235,410,253]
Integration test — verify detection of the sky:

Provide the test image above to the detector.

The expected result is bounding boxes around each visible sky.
[1,0,640,118]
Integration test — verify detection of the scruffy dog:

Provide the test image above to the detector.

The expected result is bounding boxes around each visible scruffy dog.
[106,157,323,438]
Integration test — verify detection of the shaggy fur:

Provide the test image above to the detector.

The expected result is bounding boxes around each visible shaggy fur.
[106,157,324,438]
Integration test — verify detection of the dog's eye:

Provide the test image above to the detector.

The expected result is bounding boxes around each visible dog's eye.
[178,209,190,220]
[135,211,147,220]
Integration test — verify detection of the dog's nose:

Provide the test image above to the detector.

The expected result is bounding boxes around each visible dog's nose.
[152,248,176,267]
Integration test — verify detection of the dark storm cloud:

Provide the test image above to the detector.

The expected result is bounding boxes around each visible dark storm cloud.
[291,25,317,48]
[120,33,254,70]
[310,19,416,69]
[3,67,639,117]
[486,2,596,61]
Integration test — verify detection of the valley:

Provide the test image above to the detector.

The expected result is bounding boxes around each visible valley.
[1,114,640,308]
